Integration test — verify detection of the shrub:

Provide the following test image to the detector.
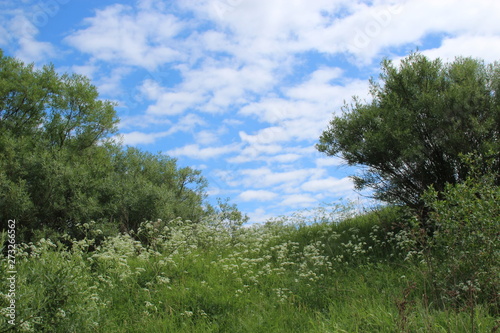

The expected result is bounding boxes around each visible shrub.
[422,164,499,315]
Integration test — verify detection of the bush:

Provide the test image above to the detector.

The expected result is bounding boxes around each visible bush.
[422,166,499,315]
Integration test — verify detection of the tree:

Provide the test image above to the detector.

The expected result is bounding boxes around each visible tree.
[0,51,210,242]
[0,50,118,148]
[0,50,120,239]
[317,53,499,211]
[109,147,207,232]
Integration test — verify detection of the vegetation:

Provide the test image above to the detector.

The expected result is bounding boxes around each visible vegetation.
[0,50,207,242]
[1,199,498,332]
[1,52,499,332]
[317,53,500,211]
[420,159,499,316]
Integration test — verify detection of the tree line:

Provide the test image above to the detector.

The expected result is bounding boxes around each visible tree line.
[0,50,208,242]
[2,50,498,242]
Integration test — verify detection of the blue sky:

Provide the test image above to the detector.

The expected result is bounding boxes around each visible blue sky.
[2,0,500,223]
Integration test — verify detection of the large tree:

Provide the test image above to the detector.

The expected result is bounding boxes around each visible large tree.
[0,50,118,148]
[317,53,499,211]
[0,51,209,241]
[0,50,119,236]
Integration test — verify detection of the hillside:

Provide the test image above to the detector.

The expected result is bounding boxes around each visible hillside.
[1,193,498,332]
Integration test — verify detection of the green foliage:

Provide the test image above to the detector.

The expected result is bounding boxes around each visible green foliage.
[0,50,118,149]
[317,52,500,209]
[1,203,499,332]
[421,162,499,315]
[108,147,207,232]
[0,51,208,241]
[2,49,498,332]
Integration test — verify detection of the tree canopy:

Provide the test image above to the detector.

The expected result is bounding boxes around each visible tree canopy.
[317,53,499,210]
[0,50,209,242]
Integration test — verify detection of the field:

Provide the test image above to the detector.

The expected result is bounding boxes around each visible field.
[1,204,498,332]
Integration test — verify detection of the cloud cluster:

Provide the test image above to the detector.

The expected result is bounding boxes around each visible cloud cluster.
[0,4,56,62]
[65,3,184,70]
[3,0,500,222]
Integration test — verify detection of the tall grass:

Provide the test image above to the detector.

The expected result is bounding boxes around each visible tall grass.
[1,203,498,332]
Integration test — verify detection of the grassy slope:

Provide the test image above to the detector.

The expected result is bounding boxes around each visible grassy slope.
[1,207,498,332]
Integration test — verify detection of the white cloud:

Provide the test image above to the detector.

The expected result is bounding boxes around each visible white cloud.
[227,144,312,164]
[137,74,204,117]
[197,64,274,100]
[285,69,365,104]
[176,113,207,130]
[15,36,55,63]
[194,130,221,145]
[137,61,276,116]
[267,153,302,164]
[1,13,56,63]
[119,113,206,145]
[184,0,350,57]
[422,35,500,64]
[146,91,204,116]
[0,24,11,46]
[193,125,229,146]
[239,127,290,145]
[120,131,169,145]
[238,167,324,189]
[167,143,241,160]
[238,190,278,202]
[280,194,317,207]
[302,176,353,194]
[176,0,419,65]
[181,62,276,113]
[118,114,172,130]
[58,0,500,84]
[65,4,184,70]
[138,79,164,99]
[227,143,302,164]
[4,0,498,224]
[223,118,244,126]
[96,66,133,97]
[238,73,370,151]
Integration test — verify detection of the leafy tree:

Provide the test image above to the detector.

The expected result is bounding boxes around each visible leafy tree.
[0,50,210,241]
[317,53,499,211]
[0,50,118,148]
[0,50,119,238]
[109,147,207,231]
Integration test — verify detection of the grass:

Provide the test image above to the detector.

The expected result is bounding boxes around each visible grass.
[1,205,498,332]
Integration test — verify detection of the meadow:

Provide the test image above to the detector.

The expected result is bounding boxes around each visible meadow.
[1,198,498,332]
[1,48,499,333]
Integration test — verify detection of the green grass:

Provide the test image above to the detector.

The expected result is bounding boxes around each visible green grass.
[1,206,498,332]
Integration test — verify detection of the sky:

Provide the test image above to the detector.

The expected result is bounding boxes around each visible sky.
[1,0,500,224]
